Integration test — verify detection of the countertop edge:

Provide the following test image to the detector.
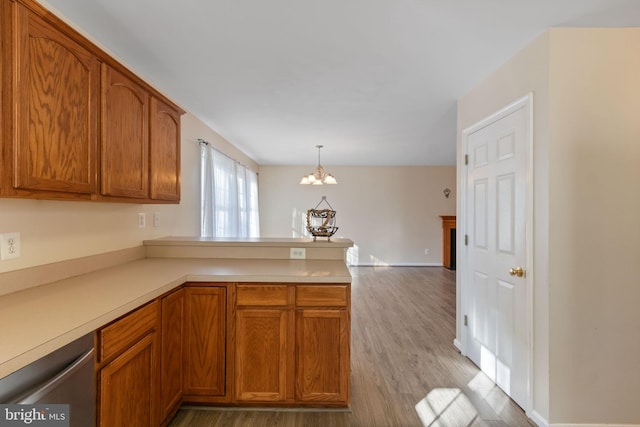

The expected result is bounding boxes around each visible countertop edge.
[143,236,354,248]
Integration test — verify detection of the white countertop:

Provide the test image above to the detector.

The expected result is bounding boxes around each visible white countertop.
[0,257,351,378]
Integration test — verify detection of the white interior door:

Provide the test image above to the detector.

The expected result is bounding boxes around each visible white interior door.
[463,95,531,410]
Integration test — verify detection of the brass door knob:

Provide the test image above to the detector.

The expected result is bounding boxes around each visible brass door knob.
[509,267,525,278]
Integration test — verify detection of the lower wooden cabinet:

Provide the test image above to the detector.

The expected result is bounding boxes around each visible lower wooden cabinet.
[97,282,350,426]
[99,334,158,427]
[296,309,350,403]
[97,301,159,427]
[295,285,350,404]
[234,283,350,406]
[183,286,227,398]
[160,289,184,424]
[235,308,291,402]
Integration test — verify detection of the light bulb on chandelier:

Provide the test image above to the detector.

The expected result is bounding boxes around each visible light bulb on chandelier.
[299,145,337,185]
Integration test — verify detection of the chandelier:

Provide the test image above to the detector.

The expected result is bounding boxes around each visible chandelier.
[299,145,337,185]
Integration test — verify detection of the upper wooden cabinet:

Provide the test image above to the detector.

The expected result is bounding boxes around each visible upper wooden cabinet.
[101,65,149,199]
[150,97,181,201]
[11,2,98,195]
[1,0,184,203]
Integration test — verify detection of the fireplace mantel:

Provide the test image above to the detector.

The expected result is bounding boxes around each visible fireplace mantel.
[440,216,456,270]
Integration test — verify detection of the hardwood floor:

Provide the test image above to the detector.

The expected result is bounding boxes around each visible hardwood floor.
[168,267,535,427]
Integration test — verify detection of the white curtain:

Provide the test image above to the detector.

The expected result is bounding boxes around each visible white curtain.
[200,143,260,238]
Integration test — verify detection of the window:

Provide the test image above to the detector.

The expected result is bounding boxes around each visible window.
[200,143,260,237]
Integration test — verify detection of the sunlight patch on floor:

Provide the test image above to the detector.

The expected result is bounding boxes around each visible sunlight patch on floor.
[467,371,511,415]
[415,388,478,427]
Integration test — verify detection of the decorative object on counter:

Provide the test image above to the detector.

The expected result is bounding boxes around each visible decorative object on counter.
[443,188,451,198]
[306,196,339,241]
[300,145,338,185]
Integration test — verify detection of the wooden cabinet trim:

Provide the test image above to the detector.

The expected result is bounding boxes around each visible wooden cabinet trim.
[236,284,290,306]
[98,300,158,363]
[296,285,348,307]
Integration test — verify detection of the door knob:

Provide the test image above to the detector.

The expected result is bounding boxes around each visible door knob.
[509,267,525,278]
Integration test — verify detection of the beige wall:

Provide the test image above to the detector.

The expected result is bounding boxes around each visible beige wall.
[546,28,640,425]
[458,28,640,425]
[457,33,550,422]
[0,112,249,277]
[258,166,456,266]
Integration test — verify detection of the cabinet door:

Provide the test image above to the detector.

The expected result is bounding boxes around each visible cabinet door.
[184,287,226,396]
[160,289,184,423]
[99,333,158,427]
[235,309,289,402]
[12,3,98,194]
[149,97,181,201]
[296,309,349,403]
[101,65,149,198]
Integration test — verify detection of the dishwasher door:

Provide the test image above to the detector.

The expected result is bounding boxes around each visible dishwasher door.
[0,333,95,427]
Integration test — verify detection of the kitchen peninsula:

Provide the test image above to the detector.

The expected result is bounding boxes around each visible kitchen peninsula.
[0,237,353,426]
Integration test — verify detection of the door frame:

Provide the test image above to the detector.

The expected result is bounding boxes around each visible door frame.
[457,93,534,413]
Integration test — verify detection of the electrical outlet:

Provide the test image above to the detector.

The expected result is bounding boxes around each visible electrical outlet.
[153,212,160,227]
[138,213,146,228]
[1,232,21,260]
[290,248,306,259]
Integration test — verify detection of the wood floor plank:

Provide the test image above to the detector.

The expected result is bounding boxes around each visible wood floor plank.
[168,267,535,427]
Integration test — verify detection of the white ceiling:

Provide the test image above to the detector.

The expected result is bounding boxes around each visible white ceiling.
[45,0,640,166]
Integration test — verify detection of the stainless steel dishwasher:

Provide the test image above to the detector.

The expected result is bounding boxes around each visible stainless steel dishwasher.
[0,333,95,427]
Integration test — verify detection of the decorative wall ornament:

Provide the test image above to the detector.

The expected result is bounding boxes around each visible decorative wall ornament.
[306,196,338,241]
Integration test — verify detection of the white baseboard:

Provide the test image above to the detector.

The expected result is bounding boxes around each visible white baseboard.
[525,409,639,427]
[348,263,444,267]
[453,338,463,353]
[528,410,549,427]
[551,424,640,427]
